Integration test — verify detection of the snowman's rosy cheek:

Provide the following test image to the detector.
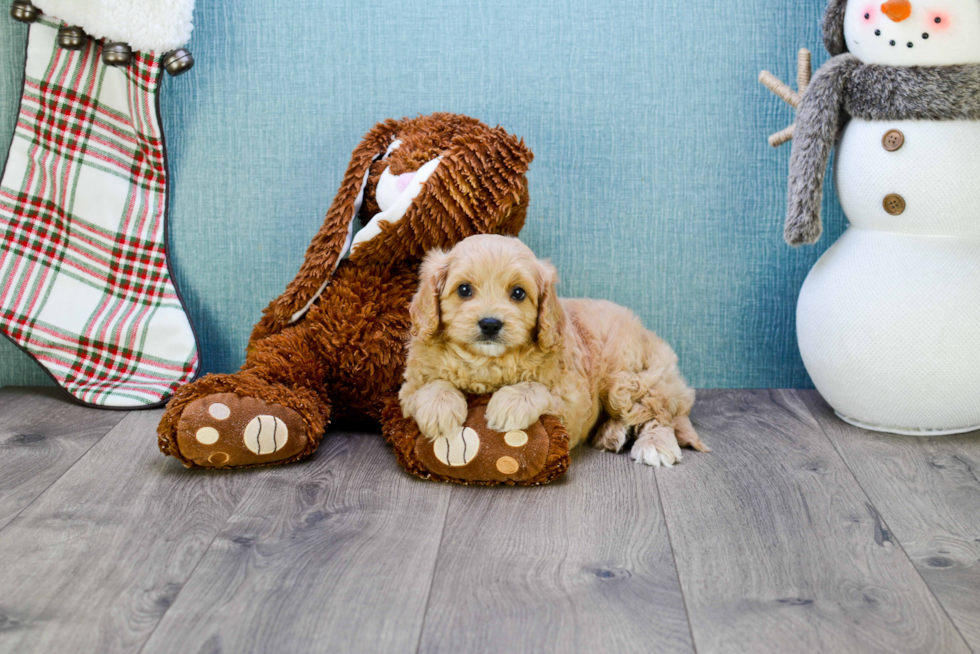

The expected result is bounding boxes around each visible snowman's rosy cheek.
[860,4,877,23]
[927,11,951,32]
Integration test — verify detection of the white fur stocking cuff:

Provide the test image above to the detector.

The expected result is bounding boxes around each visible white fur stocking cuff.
[32,0,195,52]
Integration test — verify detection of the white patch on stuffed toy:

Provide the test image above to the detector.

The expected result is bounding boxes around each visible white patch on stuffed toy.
[350,156,442,251]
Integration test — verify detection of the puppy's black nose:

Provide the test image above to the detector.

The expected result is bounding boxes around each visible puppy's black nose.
[478,318,503,338]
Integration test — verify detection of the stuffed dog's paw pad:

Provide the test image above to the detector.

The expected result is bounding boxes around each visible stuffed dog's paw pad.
[209,403,231,419]
[196,427,220,445]
[243,415,289,455]
[495,456,520,475]
[176,393,308,468]
[504,430,528,447]
[433,427,480,466]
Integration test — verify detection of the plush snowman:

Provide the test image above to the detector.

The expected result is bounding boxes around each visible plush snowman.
[762,0,980,434]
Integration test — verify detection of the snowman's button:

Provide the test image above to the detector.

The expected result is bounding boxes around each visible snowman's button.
[882,129,905,152]
[883,194,906,216]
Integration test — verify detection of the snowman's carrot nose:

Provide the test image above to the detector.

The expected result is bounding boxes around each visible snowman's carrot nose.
[881,0,912,22]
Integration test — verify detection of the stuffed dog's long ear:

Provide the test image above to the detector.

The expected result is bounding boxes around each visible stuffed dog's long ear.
[347,120,534,265]
[249,119,401,346]
[535,260,564,353]
[409,249,451,345]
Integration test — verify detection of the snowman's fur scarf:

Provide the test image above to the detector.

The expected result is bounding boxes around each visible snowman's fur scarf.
[32,0,194,53]
[786,55,980,245]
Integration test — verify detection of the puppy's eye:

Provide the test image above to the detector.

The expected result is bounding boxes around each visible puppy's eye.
[510,287,527,302]
[457,284,473,299]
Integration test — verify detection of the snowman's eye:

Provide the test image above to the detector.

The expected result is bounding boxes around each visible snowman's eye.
[935,16,942,23]
[865,12,871,19]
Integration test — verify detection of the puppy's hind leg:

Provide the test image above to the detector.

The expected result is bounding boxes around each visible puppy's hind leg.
[630,422,683,467]
[592,419,632,453]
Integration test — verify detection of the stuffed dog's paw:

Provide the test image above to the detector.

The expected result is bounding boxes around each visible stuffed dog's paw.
[486,382,553,432]
[175,393,309,468]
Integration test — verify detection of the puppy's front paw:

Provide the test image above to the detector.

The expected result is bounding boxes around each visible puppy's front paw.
[408,382,469,442]
[630,424,683,467]
[486,382,552,432]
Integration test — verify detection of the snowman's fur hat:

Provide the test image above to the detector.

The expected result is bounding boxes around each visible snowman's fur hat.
[823,0,849,56]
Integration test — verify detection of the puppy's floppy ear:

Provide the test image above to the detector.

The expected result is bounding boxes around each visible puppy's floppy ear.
[410,249,451,344]
[535,259,564,353]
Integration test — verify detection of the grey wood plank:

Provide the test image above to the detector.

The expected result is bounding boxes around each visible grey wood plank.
[0,387,126,531]
[800,390,980,652]
[417,448,695,654]
[140,432,452,654]
[656,389,970,654]
[0,410,252,654]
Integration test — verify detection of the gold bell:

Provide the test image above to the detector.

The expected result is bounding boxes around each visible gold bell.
[162,48,194,76]
[103,42,133,67]
[10,0,39,23]
[57,25,87,50]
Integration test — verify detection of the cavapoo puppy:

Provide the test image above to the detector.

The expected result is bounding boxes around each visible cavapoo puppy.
[399,234,707,467]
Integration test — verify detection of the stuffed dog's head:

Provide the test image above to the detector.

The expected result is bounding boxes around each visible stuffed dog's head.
[348,113,534,264]
[410,235,564,357]
[252,113,533,341]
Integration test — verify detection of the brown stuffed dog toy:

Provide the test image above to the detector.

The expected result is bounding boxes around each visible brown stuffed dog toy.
[157,113,570,485]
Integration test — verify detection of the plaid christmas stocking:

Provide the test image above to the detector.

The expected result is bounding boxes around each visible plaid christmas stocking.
[0,5,199,407]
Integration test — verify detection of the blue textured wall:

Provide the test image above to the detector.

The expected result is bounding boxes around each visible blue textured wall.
[0,0,847,390]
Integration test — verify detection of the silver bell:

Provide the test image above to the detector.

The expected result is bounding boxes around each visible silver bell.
[162,48,194,76]
[57,25,87,50]
[103,42,133,67]
[10,0,39,23]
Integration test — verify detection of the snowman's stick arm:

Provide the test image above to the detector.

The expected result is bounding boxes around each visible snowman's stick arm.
[759,71,801,108]
[797,49,812,94]
[759,49,812,148]
[769,124,796,148]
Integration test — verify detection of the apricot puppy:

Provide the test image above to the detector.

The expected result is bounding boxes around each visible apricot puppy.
[399,235,708,467]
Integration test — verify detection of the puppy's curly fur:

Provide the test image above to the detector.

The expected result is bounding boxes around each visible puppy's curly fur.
[400,235,708,467]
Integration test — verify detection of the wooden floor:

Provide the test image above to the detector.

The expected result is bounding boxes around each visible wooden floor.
[0,388,977,654]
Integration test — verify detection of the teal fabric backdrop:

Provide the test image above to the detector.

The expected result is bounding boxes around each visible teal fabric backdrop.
[0,0,847,390]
